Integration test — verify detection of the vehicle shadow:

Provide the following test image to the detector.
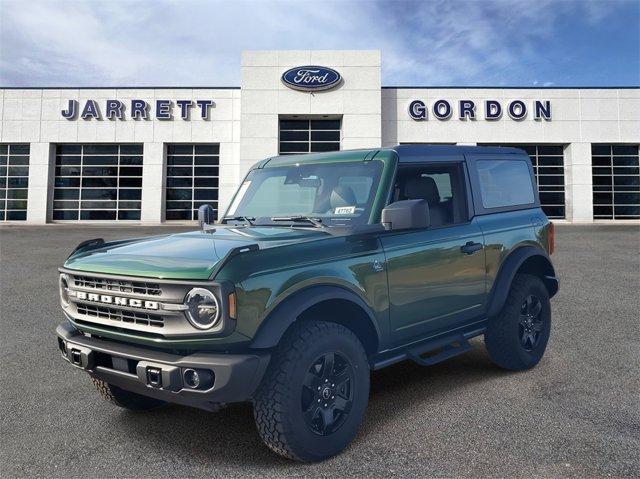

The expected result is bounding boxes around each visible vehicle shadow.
[119,339,506,468]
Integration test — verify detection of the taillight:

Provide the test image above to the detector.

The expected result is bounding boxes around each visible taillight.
[548,222,555,255]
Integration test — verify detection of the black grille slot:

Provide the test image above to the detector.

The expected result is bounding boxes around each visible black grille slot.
[73,274,161,296]
[77,303,164,328]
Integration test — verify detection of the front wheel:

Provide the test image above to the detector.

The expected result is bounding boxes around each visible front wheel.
[485,273,551,371]
[253,320,370,462]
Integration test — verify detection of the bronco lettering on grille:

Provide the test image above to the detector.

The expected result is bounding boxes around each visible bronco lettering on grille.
[76,291,159,310]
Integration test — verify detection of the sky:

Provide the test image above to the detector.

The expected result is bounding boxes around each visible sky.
[0,0,638,87]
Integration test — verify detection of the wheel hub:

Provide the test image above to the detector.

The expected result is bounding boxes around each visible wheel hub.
[301,352,354,436]
[518,294,544,351]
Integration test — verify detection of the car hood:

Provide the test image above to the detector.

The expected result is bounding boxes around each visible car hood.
[64,226,329,280]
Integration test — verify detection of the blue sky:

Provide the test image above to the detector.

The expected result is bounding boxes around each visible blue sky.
[0,0,638,87]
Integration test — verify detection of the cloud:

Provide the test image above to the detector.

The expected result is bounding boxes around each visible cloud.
[0,0,634,87]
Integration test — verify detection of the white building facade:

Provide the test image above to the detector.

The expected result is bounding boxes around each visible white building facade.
[1,50,638,224]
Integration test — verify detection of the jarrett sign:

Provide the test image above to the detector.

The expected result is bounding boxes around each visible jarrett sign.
[408,99,552,121]
[61,99,215,120]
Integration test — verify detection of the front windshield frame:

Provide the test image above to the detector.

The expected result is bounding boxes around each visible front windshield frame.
[222,158,389,227]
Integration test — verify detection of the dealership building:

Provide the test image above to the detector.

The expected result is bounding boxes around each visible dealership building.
[1,50,638,224]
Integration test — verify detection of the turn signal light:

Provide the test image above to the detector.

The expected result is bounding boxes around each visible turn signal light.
[228,292,237,319]
[548,222,555,255]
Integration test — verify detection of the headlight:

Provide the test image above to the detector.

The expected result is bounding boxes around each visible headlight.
[185,288,220,330]
[59,274,70,308]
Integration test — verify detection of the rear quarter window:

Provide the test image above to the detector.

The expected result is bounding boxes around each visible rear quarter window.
[476,159,535,208]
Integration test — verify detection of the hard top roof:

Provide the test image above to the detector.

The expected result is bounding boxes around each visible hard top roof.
[260,144,526,168]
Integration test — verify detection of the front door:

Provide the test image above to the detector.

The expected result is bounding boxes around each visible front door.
[380,162,487,344]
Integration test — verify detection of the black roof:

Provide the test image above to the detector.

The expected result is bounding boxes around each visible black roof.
[259,144,528,169]
[389,144,526,161]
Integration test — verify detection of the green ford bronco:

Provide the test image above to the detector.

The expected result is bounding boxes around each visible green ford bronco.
[57,145,558,461]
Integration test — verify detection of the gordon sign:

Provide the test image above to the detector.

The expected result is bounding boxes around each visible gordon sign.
[61,99,215,120]
[281,66,342,92]
[408,99,552,121]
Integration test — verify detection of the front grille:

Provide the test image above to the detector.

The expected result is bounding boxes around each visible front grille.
[73,274,161,296]
[77,303,165,328]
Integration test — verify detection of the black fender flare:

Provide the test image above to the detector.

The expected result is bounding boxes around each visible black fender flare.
[487,245,558,317]
[249,285,381,351]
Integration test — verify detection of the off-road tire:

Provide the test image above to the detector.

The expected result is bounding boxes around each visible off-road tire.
[485,273,551,371]
[253,320,370,462]
[92,378,166,411]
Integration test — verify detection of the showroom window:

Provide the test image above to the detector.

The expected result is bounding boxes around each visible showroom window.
[165,144,219,220]
[53,144,143,221]
[481,144,566,219]
[0,144,29,221]
[592,144,640,219]
[279,119,341,155]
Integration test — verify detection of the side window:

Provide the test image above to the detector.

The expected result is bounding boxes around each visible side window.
[395,163,468,227]
[476,160,535,208]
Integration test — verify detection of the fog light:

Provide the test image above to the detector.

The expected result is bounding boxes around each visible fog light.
[183,369,200,388]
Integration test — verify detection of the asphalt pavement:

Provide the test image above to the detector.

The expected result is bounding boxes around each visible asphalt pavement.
[1,224,639,478]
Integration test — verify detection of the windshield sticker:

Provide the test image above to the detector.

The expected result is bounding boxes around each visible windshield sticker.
[334,206,356,215]
[227,181,251,216]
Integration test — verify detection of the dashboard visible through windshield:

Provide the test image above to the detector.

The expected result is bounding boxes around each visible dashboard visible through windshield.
[224,160,384,227]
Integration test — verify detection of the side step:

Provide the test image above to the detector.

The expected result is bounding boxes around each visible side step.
[407,335,472,366]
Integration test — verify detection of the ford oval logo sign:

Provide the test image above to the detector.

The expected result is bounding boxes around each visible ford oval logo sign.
[281,66,342,92]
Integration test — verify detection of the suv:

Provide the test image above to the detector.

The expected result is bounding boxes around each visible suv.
[56,145,558,462]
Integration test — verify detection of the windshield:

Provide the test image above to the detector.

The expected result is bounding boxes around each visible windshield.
[224,160,384,226]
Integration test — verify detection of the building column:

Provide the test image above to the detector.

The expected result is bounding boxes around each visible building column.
[140,142,165,224]
[26,142,54,224]
[565,142,593,223]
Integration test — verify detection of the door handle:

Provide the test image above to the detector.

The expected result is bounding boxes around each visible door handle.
[460,241,483,255]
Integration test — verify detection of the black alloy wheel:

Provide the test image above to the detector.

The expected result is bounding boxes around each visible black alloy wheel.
[518,294,544,351]
[301,352,354,436]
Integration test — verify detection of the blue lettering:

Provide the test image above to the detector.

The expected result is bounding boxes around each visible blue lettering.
[485,100,502,120]
[508,100,527,120]
[156,100,172,120]
[176,100,193,120]
[433,100,452,120]
[105,100,123,120]
[61,99,78,119]
[81,100,100,120]
[196,100,213,119]
[534,100,551,120]
[459,100,476,120]
[131,99,149,120]
[408,100,427,120]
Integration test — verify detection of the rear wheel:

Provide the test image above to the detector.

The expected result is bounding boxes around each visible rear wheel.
[92,378,166,411]
[253,320,370,462]
[485,274,551,371]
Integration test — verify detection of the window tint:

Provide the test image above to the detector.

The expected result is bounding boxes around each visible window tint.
[476,160,535,209]
[242,175,317,217]
[226,160,383,226]
[338,176,374,204]
[395,163,468,227]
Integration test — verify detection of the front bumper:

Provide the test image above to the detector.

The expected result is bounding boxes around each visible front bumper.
[56,322,270,411]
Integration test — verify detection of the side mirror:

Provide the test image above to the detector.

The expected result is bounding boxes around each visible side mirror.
[381,199,430,231]
[198,204,216,229]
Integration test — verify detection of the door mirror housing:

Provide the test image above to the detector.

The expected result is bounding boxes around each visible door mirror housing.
[197,204,216,229]
[381,199,430,231]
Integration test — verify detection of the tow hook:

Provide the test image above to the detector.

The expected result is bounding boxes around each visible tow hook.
[146,367,163,388]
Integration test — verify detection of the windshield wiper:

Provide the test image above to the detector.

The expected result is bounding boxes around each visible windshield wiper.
[222,215,255,225]
[270,216,325,228]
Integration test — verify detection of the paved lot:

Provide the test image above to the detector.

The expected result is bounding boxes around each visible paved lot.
[1,224,639,478]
